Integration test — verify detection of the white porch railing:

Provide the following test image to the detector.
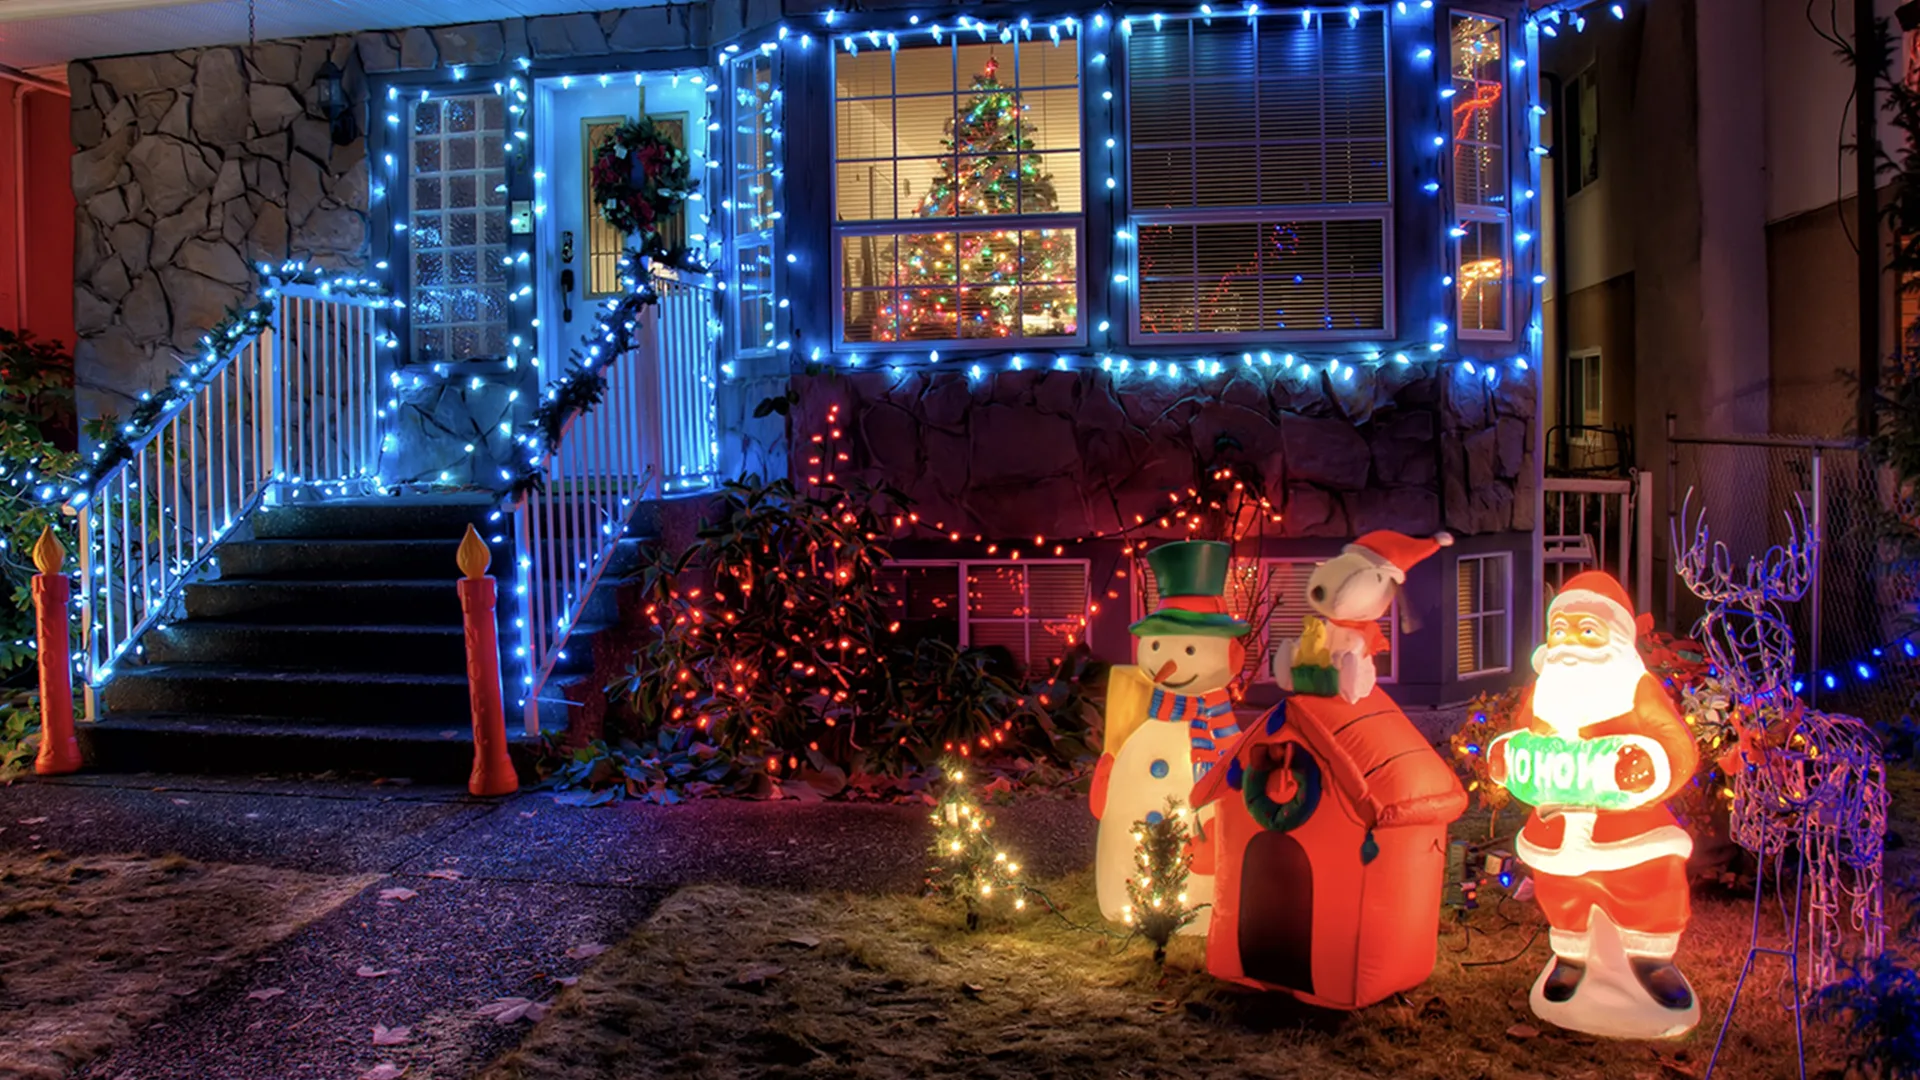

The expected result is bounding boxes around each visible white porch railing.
[1542,472,1654,615]
[70,282,388,713]
[513,272,718,730]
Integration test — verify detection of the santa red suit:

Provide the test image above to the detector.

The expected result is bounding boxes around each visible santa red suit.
[1491,572,1698,992]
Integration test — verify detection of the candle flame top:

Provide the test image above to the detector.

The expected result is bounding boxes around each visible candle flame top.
[457,524,490,580]
[32,526,64,575]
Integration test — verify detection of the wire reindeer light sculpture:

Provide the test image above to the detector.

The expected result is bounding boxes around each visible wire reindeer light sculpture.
[1673,492,1887,1080]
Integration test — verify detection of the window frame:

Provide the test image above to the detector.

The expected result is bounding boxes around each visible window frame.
[884,558,1093,675]
[727,48,781,360]
[1565,65,1599,198]
[1121,8,1397,347]
[828,36,1090,352]
[1455,551,1513,678]
[1131,555,1400,684]
[1449,9,1513,342]
[1562,349,1603,442]
[403,88,517,364]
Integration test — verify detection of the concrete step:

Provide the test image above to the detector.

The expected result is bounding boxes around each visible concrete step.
[252,496,501,541]
[216,538,483,581]
[184,579,463,625]
[143,623,470,673]
[100,664,471,723]
[78,713,541,783]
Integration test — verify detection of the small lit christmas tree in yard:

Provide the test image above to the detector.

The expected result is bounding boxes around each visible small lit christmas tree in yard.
[883,56,1076,342]
[1124,800,1200,965]
[926,760,1026,930]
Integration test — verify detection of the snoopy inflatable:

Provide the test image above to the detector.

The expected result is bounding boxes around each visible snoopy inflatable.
[1272,531,1453,703]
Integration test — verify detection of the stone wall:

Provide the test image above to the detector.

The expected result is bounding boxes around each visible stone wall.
[788,364,1535,541]
[66,3,757,426]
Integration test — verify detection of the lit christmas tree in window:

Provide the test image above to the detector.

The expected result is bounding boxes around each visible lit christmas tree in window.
[882,57,1077,342]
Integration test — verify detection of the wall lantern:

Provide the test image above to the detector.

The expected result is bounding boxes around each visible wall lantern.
[313,60,358,146]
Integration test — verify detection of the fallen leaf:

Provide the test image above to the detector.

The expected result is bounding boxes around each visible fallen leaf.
[17,817,46,825]
[246,988,285,1002]
[1506,1023,1541,1040]
[378,888,418,902]
[551,976,579,987]
[356,966,396,979]
[961,982,985,997]
[171,798,191,805]
[784,935,822,949]
[360,1063,406,1080]
[564,943,607,960]
[727,963,786,990]
[371,1024,411,1046]
[476,996,550,1024]
[1146,999,1179,1014]
[425,869,465,881]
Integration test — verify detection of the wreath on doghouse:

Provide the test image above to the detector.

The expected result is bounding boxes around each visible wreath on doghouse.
[590,117,696,257]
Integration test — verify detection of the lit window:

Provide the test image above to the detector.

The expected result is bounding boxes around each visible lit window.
[880,560,1091,677]
[1126,11,1391,341]
[408,93,511,362]
[834,39,1084,346]
[1451,13,1510,338]
[730,51,779,355]
[1456,552,1511,677]
[1137,557,1397,683]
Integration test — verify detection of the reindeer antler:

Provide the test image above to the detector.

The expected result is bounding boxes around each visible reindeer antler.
[1671,489,1819,704]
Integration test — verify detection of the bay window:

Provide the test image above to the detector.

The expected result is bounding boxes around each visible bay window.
[833,38,1085,346]
[1126,10,1391,341]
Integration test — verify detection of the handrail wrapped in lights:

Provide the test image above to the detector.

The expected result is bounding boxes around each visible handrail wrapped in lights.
[511,269,719,731]
[65,271,392,714]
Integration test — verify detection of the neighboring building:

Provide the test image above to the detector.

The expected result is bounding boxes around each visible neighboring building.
[1,0,1579,774]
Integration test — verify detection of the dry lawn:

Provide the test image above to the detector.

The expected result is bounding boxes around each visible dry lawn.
[479,870,1855,1080]
[0,850,372,1078]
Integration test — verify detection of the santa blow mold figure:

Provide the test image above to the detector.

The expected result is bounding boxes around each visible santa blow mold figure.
[1091,540,1251,933]
[1489,571,1701,1039]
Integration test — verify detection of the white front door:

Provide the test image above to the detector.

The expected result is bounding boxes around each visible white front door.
[533,70,712,377]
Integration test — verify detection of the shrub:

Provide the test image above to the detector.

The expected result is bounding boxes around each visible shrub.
[0,329,81,680]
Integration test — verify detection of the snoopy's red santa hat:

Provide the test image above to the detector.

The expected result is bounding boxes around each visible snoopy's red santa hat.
[1343,530,1455,583]
[1550,570,1654,642]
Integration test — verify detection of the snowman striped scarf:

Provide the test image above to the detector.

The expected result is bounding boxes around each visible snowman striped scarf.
[1147,687,1240,781]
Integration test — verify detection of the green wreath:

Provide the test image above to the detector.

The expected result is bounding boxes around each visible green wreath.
[589,117,696,257]
[1243,742,1321,833]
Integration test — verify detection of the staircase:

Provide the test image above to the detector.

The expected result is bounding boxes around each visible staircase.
[79,496,645,780]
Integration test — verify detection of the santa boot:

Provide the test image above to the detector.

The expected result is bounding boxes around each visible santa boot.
[1621,930,1693,1011]
[1542,927,1591,1003]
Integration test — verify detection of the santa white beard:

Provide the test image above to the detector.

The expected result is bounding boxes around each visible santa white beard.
[1531,640,1646,736]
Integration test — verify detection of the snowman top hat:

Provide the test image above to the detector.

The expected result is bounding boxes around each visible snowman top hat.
[1129,540,1253,638]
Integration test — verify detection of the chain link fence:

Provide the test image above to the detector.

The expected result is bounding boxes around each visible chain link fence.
[1665,428,1916,727]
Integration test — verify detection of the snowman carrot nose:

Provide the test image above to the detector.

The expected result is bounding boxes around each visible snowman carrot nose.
[1152,660,1179,683]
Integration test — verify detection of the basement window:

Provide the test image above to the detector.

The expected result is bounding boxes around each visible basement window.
[880,560,1091,677]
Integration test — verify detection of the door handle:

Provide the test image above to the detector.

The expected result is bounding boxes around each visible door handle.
[561,268,575,323]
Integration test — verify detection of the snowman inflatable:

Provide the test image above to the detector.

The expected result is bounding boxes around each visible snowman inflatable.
[1090,540,1252,933]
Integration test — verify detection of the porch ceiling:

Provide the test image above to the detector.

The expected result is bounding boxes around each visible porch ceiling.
[0,0,674,71]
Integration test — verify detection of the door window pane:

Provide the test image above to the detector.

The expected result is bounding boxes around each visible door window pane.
[409,93,509,363]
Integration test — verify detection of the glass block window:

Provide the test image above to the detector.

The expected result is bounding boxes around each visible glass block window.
[1451,13,1511,338]
[878,560,1091,677]
[1126,10,1391,341]
[730,51,779,356]
[834,38,1084,347]
[1136,557,1397,682]
[1456,552,1512,677]
[409,93,510,363]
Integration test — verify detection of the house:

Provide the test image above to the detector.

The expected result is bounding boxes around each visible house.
[0,0,1599,774]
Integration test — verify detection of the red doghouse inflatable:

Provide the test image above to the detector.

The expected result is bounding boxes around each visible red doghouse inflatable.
[1191,688,1467,1009]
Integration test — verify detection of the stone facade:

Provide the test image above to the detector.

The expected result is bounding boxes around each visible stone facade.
[788,363,1537,543]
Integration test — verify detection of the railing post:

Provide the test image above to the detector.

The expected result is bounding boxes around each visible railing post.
[457,525,518,796]
[31,527,80,776]
[514,499,537,735]
[1635,470,1654,617]
[1810,446,1825,705]
[261,312,281,505]
[74,508,96,721]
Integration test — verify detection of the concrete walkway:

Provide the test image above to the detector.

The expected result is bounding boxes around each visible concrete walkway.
[0,774,1095,1080]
